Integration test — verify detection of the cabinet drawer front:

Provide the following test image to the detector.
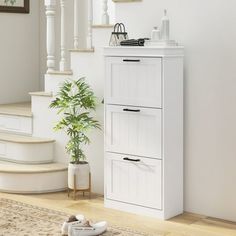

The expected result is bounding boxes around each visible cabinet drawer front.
[105,57,162,108]
[105,152,162,210]
[105,105,162,158]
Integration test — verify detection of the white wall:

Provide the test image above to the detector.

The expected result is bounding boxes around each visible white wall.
[115,0,236,221]
[0,1,40,104]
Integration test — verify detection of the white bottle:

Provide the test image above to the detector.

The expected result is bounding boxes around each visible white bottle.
[161,9,170,41]
[151,26,161,41]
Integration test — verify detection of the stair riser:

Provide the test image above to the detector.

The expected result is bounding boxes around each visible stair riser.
[0,141,54,164]
[0,170,67,194]
[0,114,32,135]
[31,95,69,164]
[44,74,70,95]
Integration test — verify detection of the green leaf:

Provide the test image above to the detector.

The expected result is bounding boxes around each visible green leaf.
[49,77,101,163]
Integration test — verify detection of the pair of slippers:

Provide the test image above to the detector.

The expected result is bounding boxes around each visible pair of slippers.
[61,214,108,236]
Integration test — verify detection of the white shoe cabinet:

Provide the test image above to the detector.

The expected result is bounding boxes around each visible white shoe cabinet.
[104,46,184,220]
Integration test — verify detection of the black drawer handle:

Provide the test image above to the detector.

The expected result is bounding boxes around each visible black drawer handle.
[123,59,140,62]
[123,108,140,112]
[123,157,141,162]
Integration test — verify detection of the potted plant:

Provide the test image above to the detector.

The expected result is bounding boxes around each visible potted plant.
[50,78,100,190]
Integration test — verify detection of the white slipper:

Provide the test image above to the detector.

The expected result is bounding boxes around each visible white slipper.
[61,214,85,235]
[69,221,108,236]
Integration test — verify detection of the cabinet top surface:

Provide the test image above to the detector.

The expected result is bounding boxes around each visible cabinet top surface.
[104,46,184,57]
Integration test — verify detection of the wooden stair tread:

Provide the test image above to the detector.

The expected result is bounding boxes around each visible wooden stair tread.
[0,133,55,144]
[92,24,114,28]
[47,70,73,76]
[69,48,95,53]
[0,161,67,174]
[113,0,142,2]
[0,102,32,117]
[29,91,53,97]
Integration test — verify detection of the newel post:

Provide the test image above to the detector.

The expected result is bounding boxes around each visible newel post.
[45,0,56,73]
[74,0,79,49]
[87,0,93,49]
[102,0,109,24]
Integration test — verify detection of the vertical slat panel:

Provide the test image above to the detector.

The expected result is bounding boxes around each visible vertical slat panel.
[106,153,162,210]
[106,105,162,158]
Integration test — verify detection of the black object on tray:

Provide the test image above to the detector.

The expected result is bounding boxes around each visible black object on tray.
[120,38,149,46]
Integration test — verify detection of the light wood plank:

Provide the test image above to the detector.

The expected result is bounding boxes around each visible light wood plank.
[47,70,73,75]
[92,24,114,28]
[0,133,54,144]
[0,192,235,236]
[29,91,53,97]
[113,0,142,2]
[0,161,67,174]
[69,48,95,53]
[0,102,32,117]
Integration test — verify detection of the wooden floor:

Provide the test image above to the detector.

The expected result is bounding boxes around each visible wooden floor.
[0,191,236,236]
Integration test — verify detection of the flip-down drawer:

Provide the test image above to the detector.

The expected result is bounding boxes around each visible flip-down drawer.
[105,152,162,210]
[105,105,162,159]
[105,57,162,108]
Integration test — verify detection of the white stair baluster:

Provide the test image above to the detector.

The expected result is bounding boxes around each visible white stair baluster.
[45,0,56,73]
[87,0,93,49]
[74,0,79,49]
[60,0,66,71]
[102,0,109,24]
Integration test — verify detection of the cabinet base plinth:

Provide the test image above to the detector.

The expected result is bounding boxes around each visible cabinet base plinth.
[105,198,183,220]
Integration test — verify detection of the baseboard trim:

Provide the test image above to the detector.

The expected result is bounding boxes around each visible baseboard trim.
[105,198,165,219]
[0,188,67,195]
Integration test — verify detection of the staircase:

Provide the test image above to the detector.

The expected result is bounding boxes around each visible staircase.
[0,102,67,193]
[0,0,140,194]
